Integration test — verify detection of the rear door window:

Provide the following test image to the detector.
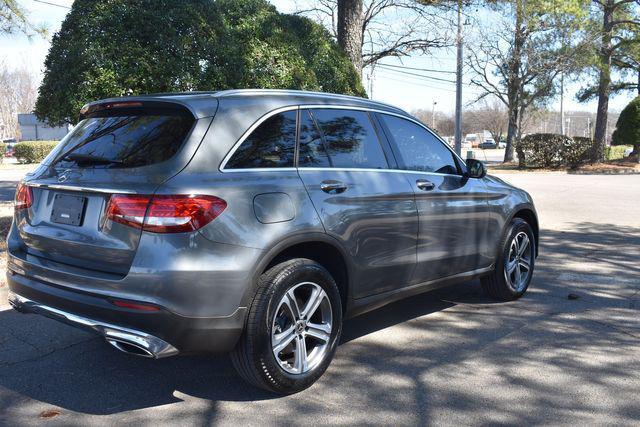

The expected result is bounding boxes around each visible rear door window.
[225,110,297,169]
[310,109,388,169]
[53,113,194,168]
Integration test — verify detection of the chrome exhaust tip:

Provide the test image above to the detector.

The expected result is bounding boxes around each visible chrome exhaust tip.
[107,339,154,358]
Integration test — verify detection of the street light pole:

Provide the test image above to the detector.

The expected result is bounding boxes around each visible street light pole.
[454,0,463,157]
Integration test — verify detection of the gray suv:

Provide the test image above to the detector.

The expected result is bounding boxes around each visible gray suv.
[7,90,538,394]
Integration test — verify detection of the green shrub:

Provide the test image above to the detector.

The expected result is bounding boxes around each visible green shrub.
[36,0,365,125]
[13,141,59,164]
[612,97,640,159]
[605,145,632,160]
[518,133,571,168]
[0,144,5,163]
[559,136,593,169]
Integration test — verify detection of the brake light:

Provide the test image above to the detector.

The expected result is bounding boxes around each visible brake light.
[14,183,33,210]
[105,194,226,233]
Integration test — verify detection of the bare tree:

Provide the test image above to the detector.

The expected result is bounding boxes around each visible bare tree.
[1,0,47,36]
[0,61,39,140]
[467,0,587,164]
[296,0,452,73]
[466,98,508,144]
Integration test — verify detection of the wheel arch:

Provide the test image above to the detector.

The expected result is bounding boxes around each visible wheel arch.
[248,233,352,313]
[509,204,539,257]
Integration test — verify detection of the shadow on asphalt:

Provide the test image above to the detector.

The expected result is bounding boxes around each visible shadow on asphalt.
[0,222,638,420]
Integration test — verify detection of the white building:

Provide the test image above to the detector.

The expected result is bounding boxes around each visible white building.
[18,114,71,141]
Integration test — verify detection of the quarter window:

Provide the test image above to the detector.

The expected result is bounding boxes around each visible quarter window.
[309,109,388,169]
[381,114,459,175]
[225,110,296,169]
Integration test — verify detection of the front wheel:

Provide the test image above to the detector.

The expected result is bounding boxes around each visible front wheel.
[231,258,342,394]
[481,218,536,301]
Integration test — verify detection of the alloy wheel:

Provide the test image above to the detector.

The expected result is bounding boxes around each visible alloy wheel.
[271,282,332,375]
[504,231,533,292]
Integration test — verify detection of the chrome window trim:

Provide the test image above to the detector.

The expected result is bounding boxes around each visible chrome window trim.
[219,103,466,175]
[26,182,137,194]
[297,167,459,178]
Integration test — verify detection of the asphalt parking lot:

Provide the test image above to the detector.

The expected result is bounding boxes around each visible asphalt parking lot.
[0,170,639,425]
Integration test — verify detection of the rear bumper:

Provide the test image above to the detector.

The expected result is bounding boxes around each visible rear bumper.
[9,291,179,358]
[7,271,246,356]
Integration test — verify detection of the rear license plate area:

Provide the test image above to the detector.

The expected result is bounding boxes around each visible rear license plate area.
[50,193,87,226]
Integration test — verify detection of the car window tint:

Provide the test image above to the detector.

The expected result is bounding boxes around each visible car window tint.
[52,113,194,169]
[312,109,388,169]
[381,114,459,175]
[298,110,331,167]
[226,110,296,169]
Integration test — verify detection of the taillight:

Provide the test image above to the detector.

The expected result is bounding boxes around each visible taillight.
[106,194,150,229]
[14,183,33,210]
[105,194,226,233]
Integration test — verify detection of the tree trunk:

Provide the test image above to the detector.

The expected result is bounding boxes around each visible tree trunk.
[593,0,614,163]
[633,144,640,162]
[503,0,524,164]
[337,0,364,74]
[505,104,520,165]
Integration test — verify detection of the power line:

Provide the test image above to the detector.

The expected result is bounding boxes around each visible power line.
[375,62,457,75]
[376,64,458,84]
[31,0,71,9]
[376,72,485,95]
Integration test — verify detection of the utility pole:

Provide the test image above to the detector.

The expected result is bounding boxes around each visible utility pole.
[367,65,375,99]
[431,100,438,129]
[560,72,565,135]
[454,0,463,157]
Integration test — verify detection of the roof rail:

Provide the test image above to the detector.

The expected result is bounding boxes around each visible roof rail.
[213,89,406,114]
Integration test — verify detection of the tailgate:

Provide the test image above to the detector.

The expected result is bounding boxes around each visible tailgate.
[15,100,215,276]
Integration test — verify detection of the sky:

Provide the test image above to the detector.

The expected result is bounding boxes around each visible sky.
[0,0,635,115]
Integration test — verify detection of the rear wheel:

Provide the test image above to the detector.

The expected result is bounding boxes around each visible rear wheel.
[231,258,342,394]
[481,218,535,301]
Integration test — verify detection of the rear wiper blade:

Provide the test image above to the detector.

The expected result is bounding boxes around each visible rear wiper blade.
[62,153,123,166]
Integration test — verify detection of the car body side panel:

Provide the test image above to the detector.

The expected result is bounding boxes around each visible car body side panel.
[298,169,418,298]
[161,170,325,250]
[403,172,493,283]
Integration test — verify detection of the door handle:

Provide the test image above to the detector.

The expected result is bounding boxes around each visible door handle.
[320,180,348,194]
[416,179,436,191]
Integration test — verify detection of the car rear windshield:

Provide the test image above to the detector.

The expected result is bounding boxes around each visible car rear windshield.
[52,111,194,169]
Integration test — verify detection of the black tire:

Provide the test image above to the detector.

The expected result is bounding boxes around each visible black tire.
[481,218,536,301]
[231,258,342,394]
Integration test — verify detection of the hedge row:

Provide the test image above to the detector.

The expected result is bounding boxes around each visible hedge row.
[13,141,58,164]
[605,145,632,161]
[518,134,593,168]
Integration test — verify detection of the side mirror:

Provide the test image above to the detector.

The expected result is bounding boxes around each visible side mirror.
[466,159,486,179]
